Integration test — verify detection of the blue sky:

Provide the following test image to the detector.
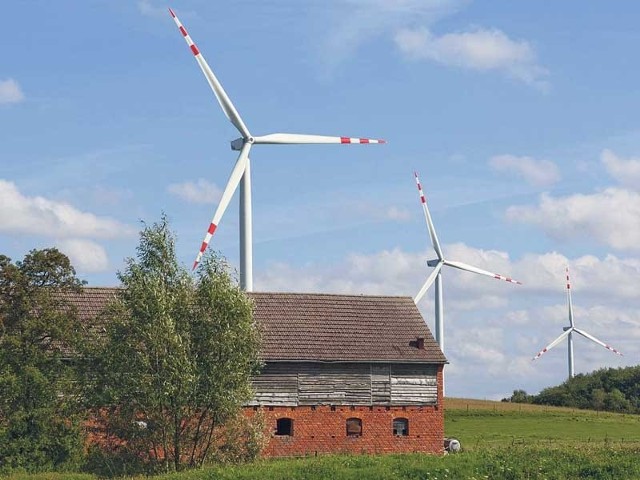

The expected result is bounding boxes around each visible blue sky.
[2,0,640,399]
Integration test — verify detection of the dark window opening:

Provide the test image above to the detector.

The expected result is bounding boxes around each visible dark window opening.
[346,418,362,437]
[393,418,409,436]
[276,418,293,436]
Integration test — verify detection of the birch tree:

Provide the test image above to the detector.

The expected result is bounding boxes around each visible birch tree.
[87,217,261,472]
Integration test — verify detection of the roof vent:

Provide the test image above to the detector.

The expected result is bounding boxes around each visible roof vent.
[416,337,425,350]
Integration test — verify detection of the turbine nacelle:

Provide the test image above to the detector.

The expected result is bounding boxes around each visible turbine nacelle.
[231,137,250,151]
[426,259,440,267]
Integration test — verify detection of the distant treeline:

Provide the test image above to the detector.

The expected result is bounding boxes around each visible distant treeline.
[503,366,640,414]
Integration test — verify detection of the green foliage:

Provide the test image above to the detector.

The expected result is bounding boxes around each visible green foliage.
[84,216,261,473]
[502,389,533,403]
[0,249,86,473]
[213,411,268,464]
[531,366,640,413]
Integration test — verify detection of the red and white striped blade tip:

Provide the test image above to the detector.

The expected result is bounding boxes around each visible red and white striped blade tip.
[532,348,548,360]
[192,252,203,271]
[414,173,426,200]
[493,274,522,285]
[340,137,385,144]
[169,7,176,17]
[192,222,218,271]
[607,346,623,356]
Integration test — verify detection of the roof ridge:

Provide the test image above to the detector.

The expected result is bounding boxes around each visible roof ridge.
[79,286,121,290]
[248,291,413,300]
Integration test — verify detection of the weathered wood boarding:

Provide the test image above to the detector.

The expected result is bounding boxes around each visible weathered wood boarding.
[249,362,439,406]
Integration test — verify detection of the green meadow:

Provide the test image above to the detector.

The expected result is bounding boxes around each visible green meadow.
[445,397,640,448]
[3,399,640,480]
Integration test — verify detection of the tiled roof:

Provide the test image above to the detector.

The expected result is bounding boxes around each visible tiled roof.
[249,292,446,364]
[65,288,446,364]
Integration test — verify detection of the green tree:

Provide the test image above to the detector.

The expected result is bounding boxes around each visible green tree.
[604,388,631,413]
[508,389,531,403]
[86,217,261,473]
[591,388,606,411]
[0,249,86,472]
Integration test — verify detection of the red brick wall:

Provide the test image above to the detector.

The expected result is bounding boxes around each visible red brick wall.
[245,367,444,457]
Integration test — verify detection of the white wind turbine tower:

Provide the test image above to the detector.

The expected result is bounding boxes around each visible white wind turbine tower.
[412,172,521,353]
[169,9,385,290]
[532,267,623,379]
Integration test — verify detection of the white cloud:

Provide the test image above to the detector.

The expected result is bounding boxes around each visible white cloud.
[257,243,522,299]
[380,206,411,222]
[601,149,640,190]
[0,180,134,239]
[137,0,165,18]
[489,154,560,187]
[167,179,222,204]
[451,327,505,364]
[257,247,423,296]
[394,27,548,88]
[503,309,531,327]
[57,239,109,273]
[0,78,24,104]
[506,188,640,251]
[320,0,462,73]
[257,245,640,303]
[516,252,640,299]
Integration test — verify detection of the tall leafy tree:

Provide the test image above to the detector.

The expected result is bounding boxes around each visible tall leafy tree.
[0,249,86,472]
[87,217,261,472]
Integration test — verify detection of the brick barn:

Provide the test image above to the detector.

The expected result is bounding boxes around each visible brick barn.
[72,288,447,457]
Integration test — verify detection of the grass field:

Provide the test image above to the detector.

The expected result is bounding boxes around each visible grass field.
[3,399,640,479]
[444,397,640,449]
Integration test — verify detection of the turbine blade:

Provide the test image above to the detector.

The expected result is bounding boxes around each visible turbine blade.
[444,260,522,285]
[532,329,572,360]
[414,172,444,260]
[414,261,443,304]
[252,133,386,145]
[573,328,623,356]
[566,266,575,327]
[192,143,252,270]
[169,9,251,139]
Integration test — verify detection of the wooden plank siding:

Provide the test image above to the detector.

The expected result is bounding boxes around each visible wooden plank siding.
[390,364,438,405]
[248,362,438,407]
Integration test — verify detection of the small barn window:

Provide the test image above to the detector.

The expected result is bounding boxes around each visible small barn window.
[393,418,409,436]
[346,418,362,437]
[276,418,293,436]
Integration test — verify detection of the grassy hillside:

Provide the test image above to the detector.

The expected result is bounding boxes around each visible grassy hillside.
[445,397,640,448]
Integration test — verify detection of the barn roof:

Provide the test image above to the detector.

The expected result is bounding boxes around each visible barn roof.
[250,292,446,364]
[66,287,446,364]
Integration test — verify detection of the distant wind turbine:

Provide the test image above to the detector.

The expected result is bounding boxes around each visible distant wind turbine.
[533,267,623,379]
[169,8,385,290]
[412,172,521,353]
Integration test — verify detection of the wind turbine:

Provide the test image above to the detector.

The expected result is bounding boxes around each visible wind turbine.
[412,172,521,353]
[169,9,385,290]
[532,267,623,379]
